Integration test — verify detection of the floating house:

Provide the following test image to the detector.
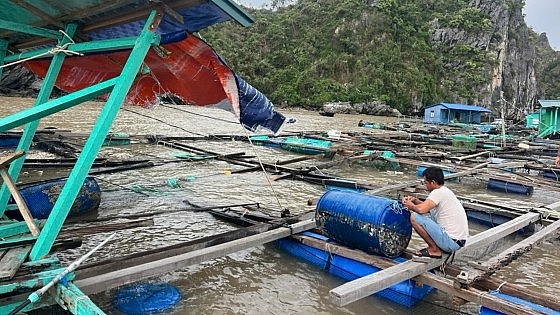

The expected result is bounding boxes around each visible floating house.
[423,102,491,124]
[536,100,560,138]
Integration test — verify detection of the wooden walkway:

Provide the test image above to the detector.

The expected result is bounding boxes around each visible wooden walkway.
[329,212,541,307]
[75,218,316,294]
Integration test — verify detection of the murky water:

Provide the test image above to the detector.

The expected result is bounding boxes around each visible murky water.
[1,96,558,314]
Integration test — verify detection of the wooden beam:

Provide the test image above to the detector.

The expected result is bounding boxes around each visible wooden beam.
[75,219,316,294]
[0,151,40,236]
[329,212,540,306]
[462,218,560,284]
[0,246,31,281]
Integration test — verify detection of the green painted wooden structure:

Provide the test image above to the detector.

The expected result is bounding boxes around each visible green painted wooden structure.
[0,1,254,313]
[0,10,161,314]
[537,100,560,138]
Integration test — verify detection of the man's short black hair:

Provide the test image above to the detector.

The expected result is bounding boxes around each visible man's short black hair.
[422,167,444,185]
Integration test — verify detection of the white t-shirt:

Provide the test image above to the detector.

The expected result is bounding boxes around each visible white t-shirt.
[426,186,469,240]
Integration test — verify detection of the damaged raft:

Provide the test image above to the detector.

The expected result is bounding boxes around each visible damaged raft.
[278,190,433,307]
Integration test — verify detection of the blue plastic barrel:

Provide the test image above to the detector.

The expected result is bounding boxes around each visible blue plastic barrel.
[113,282,181,315]
[487,178,533,195]
[315,190,412,257]
[14,176,101,219]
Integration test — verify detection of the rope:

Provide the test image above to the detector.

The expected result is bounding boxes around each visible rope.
[1,30,82,69]
[243,129,285,210]
[496,281,507,292]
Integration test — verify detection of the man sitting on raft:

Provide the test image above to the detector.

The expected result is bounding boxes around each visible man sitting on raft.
[401,166,469,258]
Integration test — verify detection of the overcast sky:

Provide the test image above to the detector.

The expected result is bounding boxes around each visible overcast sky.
[524,0,559,50]
[237,0,559,50]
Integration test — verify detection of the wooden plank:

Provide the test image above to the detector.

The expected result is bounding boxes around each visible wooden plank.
[418,271,550,315]
[75,219,316,294]
[75,220,285,280]
[0,235,38,250]
[329,212,540,306]
[463,218,560,284]
[0,220,41,239]
[0,246,31,280]
[0,150,25,166]
[544,201,560,211]
[0,168,40,236]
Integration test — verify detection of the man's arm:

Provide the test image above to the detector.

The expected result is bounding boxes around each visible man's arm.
[402,196,435,214]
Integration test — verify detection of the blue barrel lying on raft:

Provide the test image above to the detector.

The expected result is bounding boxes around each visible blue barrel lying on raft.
[8,176,101,220]
[479,291,559,315]
[276,231,432,308]
[486,178,533,196]
[315,190,411,258]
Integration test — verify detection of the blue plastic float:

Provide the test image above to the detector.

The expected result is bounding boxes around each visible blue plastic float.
[486,178,533,195]
[113,282,181,315]
[276,231,432,307]
[479,291,559,315]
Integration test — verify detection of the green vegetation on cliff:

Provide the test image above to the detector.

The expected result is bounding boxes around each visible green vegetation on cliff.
[199,0,557,112]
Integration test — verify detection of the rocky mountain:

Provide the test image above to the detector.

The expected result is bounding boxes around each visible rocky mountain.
[1,0,559,119]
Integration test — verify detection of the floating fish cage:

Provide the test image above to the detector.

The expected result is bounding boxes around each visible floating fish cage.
[486,178,533,196]
[451,134,477,151]
[315,190,411,258]
[280,137,333,156]
[276,232,433,308]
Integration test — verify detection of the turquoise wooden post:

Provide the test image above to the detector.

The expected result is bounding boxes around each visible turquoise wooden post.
[30,10,162,260]
[0,39,7,79]
[0,23,77,218]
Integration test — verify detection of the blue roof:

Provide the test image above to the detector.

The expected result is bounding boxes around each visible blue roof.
[425,102,491,112]
[538,100,560,108]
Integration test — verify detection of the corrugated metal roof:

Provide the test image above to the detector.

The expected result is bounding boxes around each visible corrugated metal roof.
[425,102,491,112]
[538,100,560,108]
[0,0,253,50]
